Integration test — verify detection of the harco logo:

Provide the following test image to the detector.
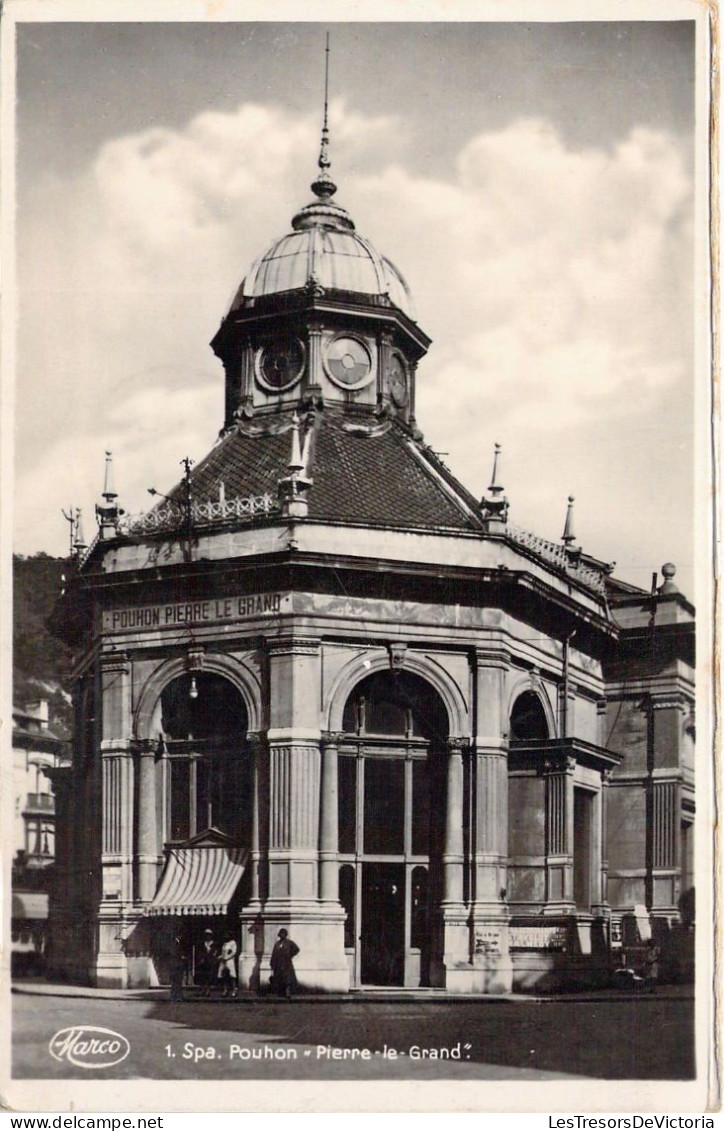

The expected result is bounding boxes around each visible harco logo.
[49,1026,130,1069]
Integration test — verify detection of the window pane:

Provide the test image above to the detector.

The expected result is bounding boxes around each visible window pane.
[411,760,430,855]
[339,865,355,948]
[411,865,429,949]
[338,757,357,854]
[364,759,404,854]
[365,691,407,736]
[170,760,190,841]
[196,759,211,831]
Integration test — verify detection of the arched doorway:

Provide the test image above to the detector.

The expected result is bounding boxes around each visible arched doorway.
[146,672,252,987]
[338,671,449,987]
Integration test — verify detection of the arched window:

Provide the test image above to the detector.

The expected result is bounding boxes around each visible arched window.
[510,690,550,741]
[155,673,250,843]
[342,670,448,743]
[338,670,449,987]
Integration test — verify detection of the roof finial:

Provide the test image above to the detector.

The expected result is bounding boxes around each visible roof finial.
[278,415,313,518]
[479,442,509,531]
[73,508,87,554]
[562,495,577,546]
[658,561,679,595]
[96,450,124,539]
[488,442,504,497]
[312,33,337,201]
[102,450,117,502]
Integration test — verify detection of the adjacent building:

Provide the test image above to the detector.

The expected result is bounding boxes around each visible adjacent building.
[11,700,66,974]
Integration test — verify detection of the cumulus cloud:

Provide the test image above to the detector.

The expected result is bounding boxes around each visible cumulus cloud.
[15,101,693,587]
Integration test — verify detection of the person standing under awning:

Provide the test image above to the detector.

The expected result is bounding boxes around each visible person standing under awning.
[218,934,238,998]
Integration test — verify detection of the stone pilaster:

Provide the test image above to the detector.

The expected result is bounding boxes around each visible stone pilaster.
[267,737,321,901]
[465,647,512,992]
[591,768,611,917]
[97,650,134,987]
[651,771,681,915]
[307,322,323,395]
[265,635,321,904]
[248,636,347,992]
[378,330,393,405]
[442,737,465,905]
[135,742,159,903]
[543,753,576,914]
[319,732,344,901]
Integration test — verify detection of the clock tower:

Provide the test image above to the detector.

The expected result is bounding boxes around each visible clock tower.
[211,108,429,433]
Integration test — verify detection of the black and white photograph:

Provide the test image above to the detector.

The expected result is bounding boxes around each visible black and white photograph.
[1,0,715,1116]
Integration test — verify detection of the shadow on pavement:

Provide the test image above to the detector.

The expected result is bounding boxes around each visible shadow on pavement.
[138,995,695,1080]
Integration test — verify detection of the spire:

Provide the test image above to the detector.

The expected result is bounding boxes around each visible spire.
[562,495,576,546]
[102,450,117,502]
[73,508,87,554]
[96,450,124,539]
[488,442,504,497]
[480,442,509,531]
[311,33,336,201]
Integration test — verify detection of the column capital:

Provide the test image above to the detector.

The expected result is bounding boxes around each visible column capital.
[321,731,346,748]
[447,736,471,756]
[100,650,129,673]
[100,739,131,758]
[245,731,268,753]
[265,636,320,658]
[542,753,577,775]
[473,737,509,756]
[474,646,511,671]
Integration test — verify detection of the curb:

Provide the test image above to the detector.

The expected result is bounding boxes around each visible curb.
[11,983,694,1005]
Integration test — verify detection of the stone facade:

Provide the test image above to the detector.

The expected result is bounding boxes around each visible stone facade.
[48,133,695,994]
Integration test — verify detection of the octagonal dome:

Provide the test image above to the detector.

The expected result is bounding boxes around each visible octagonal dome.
[228,192,415,320]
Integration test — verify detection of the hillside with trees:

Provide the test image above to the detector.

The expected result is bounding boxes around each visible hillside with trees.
[13,553,74,736]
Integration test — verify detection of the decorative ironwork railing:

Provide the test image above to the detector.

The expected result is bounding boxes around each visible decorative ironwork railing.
[116,493,279,536]
[507,525,607,596]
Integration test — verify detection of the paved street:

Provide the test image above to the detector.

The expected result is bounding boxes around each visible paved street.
[12,989,694,1081]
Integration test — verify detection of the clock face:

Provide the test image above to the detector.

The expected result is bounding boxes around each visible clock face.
[388,353,408,406]
[257,338,305,391]
[324,336,373,389]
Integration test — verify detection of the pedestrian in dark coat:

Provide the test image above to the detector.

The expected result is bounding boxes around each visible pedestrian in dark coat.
[270,929,299,998]
[196,928,218,997]
[643,939,661,993]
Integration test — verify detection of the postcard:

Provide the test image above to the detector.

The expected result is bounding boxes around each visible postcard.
[1,0,716,1116]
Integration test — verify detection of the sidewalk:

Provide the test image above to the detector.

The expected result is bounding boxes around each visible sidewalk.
[11,979,694,1004]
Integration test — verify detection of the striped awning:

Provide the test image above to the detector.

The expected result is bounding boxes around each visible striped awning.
[146,844,247,916]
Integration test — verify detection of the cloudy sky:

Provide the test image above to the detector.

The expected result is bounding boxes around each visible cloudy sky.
[11,12,703,596]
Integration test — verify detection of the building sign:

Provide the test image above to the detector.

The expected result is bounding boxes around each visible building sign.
[103,593,290,632]
[474,928,502,956]
[509,925,568,951]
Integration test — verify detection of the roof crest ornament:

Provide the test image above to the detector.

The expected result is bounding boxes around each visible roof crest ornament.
[96,451,125,541]
[480,442,509,531]
[278,413,314,518]
[562,495,582,563]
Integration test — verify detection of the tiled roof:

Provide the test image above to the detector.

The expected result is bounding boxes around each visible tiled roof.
[162,413,480,534]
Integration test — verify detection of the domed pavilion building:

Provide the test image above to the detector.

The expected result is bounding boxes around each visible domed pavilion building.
[48,120,695,993]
